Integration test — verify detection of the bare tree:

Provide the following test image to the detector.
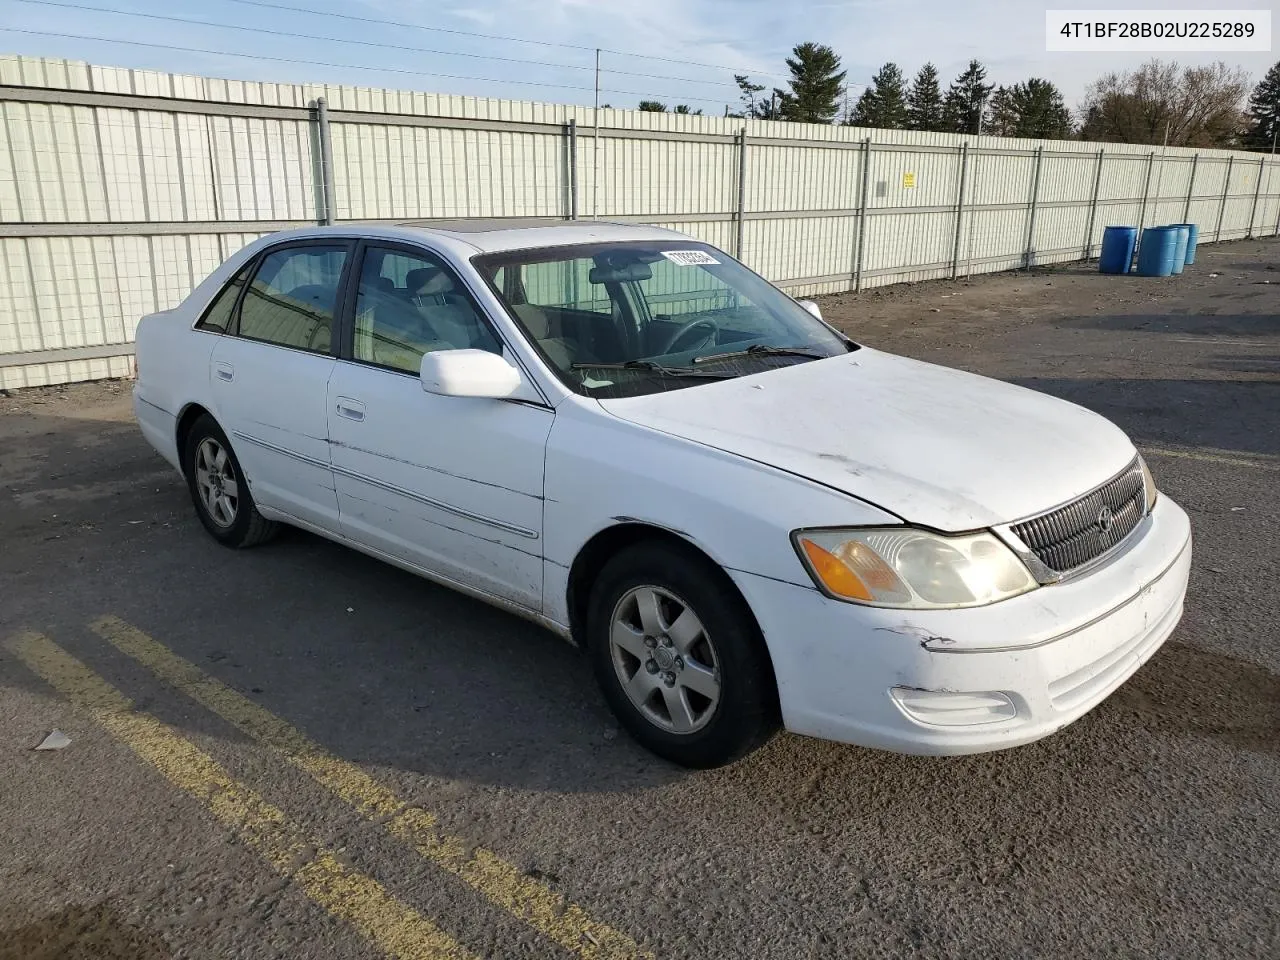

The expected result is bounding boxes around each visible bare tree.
[1077,59,1249,148]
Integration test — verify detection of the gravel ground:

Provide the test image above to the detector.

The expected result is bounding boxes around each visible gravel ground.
[1,238,1277,959]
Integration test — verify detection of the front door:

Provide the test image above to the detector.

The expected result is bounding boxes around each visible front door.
[326,242,552,610]
[209,240,352,531]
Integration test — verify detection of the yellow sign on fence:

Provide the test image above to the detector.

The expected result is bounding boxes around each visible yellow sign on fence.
[902,172,917,188]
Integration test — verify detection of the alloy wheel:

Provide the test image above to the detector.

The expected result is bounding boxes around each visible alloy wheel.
[609,585,722,734]
[194,437,239,528]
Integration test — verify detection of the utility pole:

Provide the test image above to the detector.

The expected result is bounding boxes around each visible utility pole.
[592,48,600,220]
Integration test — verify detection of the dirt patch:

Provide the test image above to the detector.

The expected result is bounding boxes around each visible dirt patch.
[0,903,173,960]
[814,238,1280,385]
[0,378,134,419]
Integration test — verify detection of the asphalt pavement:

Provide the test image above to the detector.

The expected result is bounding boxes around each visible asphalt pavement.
[2,239,1277,959]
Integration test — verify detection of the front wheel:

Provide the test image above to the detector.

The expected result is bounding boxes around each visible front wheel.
[587,542,780,768]
[183,414,278,548]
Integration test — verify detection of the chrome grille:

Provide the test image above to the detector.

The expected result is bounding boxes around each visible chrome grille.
[1011,460,1146,574]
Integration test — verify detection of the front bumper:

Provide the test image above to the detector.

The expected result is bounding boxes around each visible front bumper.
[734,494,1192,755]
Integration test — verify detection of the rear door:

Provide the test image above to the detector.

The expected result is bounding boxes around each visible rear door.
[209,240,352,531]
[325,241,553,610]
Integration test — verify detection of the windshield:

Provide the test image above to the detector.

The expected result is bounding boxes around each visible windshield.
[473,241,854,398]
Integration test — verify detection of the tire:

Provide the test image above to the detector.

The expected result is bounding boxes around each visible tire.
[587,541,780,768]
[183,414,279,548]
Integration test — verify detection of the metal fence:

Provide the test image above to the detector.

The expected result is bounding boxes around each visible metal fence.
[3,54,1279,389]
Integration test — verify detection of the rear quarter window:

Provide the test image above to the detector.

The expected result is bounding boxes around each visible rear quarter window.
[195,263,252,334]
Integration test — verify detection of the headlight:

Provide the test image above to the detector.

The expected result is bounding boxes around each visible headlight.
[1139,454,1158,512]
[792,527,1038,609]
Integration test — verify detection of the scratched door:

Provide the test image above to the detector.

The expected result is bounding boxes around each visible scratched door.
[325,358,551,609]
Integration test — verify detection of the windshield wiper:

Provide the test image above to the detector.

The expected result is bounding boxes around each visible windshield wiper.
[692,343,831,365]
[570,359,734,379]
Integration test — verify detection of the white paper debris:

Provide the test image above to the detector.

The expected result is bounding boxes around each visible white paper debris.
[35,729,71,751]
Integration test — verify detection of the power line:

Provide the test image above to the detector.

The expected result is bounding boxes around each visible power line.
[10,0,748,89]
[0,28,736,105]
[213,0,790,81]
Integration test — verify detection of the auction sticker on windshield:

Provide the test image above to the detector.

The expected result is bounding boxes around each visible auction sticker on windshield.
[662,250,720,266]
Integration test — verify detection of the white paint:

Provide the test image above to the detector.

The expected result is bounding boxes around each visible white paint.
[132,220,1193,757]
[599,347,1136,531]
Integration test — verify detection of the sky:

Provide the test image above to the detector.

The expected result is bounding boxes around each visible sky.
[0,0,1276,114]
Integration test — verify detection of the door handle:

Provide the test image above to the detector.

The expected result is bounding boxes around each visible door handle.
[335,397,366,422]
[214,361,234,382]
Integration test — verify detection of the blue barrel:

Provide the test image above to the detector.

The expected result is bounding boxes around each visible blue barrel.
[1167,225,1189,275]
[1136,227,1179,277]
[1170,222,1199,265]
[1099,226,1138,274]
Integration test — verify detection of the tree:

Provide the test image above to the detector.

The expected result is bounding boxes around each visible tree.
[776,42,846,124]
[1244,60,1280,151]
[986,86,1016,137]
[638,101,667,112]
[850,62,908,129]
[673,104,703,115]
[905,63,944,131]
[942,59,994,134]
[733,74,766,118]
[1006,78,1073,139]
[1077,59,1249,148]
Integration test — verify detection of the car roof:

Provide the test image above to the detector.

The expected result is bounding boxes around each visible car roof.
[268,218,694,255]
[399,218,691,253]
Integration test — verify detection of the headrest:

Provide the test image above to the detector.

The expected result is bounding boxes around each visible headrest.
[406,266,454,296]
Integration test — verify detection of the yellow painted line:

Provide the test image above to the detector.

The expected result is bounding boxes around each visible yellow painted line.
[7,631,476,960]
[1139,446,1280,472]
[90,615,651,960]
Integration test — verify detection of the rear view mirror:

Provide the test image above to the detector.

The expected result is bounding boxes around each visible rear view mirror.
[798,299,823,321]
[420,349,522,399]
[589,262,653,284]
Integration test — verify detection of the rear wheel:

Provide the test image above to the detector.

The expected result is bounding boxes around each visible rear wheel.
[183,414,278,548]
[587,541,779,768]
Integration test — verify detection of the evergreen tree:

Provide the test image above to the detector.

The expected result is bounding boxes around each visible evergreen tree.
[733,75,767,118]
[1007,79,1073,139]
[637,101,667,112]
[1245,60,1280,151]
[942,59,994,134]
[850,62,908,129]
[905,63,944,131]
[776,42,847,124]
[986,86,1016,137]
[673,104,703,115]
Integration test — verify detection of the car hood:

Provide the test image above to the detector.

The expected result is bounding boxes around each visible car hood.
[596,348,1137,531]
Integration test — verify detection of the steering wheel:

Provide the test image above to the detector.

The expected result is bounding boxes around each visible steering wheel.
[658,317,719,355]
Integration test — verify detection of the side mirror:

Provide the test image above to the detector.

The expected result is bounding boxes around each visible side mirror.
[797,299,823,321]
[420,349,522,398]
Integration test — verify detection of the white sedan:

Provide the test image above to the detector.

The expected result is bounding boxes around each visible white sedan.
[132,219,1192,768]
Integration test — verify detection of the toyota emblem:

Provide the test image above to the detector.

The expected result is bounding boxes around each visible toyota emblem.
[1096,506,1114,533]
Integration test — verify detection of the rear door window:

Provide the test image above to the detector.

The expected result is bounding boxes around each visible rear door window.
[236,244,350,354]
